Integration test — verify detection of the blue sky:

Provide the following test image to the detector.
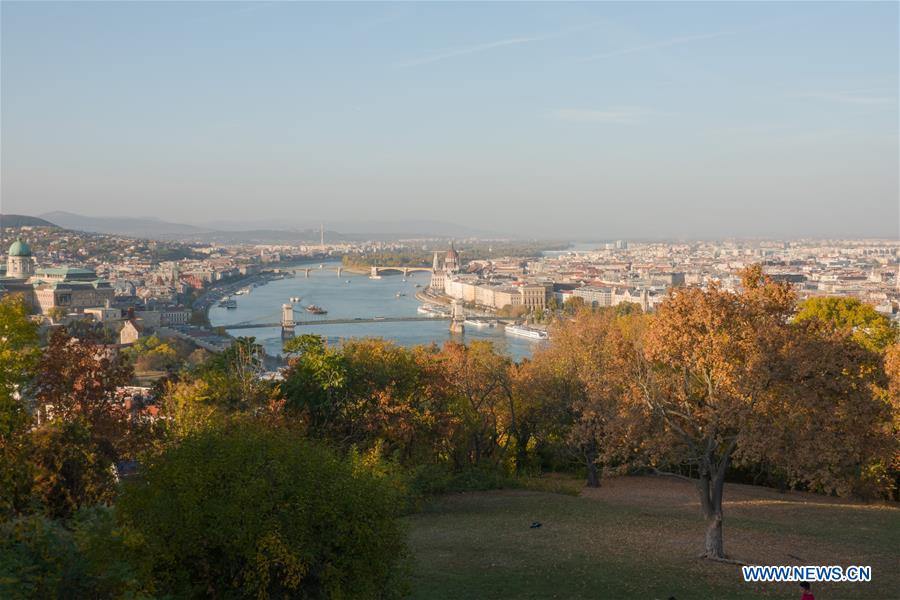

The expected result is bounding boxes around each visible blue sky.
[2,1,897,239]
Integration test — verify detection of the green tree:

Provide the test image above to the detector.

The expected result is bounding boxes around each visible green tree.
[0,297,40,517]
[28,419,117,519]
[795,296,898,352]
[118,423,408,599]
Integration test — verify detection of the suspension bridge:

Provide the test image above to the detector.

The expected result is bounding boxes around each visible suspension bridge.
[223,300,482,337]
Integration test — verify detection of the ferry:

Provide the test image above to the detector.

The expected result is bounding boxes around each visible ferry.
[306,304,328,315]
[417,304,449,317]
[504,324,549,340]
[464,319,495,328]
[219,299,237,309]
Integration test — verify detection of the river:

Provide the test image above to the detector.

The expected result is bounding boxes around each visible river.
[208,261,544,361]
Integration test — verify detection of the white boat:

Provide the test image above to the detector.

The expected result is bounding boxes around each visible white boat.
[289,296,302,303]
[369,275,382,280]
[464,319,496,328]
[504,324,549,340]
[219,299,237,309]
[396,292,407,298]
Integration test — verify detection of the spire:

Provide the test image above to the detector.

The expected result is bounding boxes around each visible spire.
[432,251,440,271]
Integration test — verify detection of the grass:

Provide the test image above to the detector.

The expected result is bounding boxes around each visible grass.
[405,475,899,599]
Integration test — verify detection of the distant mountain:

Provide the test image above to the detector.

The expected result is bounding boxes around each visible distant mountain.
[37,211,506,241]
[0,214,59,228]
[41,211,211,238]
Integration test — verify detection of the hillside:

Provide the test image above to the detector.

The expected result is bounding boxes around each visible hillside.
[407,476,899,599]
[0,214,58,228]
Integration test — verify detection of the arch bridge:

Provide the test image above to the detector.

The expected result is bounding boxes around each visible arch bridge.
[369,266,434,277]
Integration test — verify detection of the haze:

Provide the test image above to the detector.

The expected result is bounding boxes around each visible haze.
[1,1,898,239]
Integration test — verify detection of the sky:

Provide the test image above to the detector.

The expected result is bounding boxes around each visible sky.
[1,1,898,240]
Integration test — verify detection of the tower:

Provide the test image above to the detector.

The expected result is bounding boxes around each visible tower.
[449,299,465,334]
[320,224,325,251]
[6,238,34,279]
[445,241,459,273]
[281,303,295,340]
[430,251,445,291]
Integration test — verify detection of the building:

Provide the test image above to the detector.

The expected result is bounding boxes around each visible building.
[0,239,115,315]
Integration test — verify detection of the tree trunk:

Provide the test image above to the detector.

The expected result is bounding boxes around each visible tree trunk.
[585,442,600,487]
[586,462,600,488]
[704,512,724,559]
[698,454,729,559]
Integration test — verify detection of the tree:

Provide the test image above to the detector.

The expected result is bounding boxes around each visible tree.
[796,296,897,353]
[118,423,408,599]
[202,336,270,410]
[521,309,643,486]
[0,297,40,517]
[634,266,893,559]
[28,419,117,519]
[427,341,513,467]
[33,329,136,462]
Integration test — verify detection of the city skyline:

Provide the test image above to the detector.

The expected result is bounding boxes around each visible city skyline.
[1,1,898,239]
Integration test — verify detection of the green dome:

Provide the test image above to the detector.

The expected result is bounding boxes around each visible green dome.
[8,239,32,257]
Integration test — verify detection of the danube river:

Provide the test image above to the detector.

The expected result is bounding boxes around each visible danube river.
[208,261,544,361]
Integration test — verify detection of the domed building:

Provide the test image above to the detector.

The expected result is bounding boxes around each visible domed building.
[0,238,114,315]
[6,238,34,278]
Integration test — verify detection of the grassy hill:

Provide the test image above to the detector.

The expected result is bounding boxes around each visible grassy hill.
[406,476,899,599]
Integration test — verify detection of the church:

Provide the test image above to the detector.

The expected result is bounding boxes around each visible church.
[429,241,460,292]
[0,238,114,315]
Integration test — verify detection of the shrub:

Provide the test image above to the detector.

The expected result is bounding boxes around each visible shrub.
[118,423,408,599]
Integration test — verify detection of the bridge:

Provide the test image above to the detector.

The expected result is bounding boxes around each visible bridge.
[368,266,433,277]
[286,264,434,278]
[228,315,451,330]
[225,300,487,337]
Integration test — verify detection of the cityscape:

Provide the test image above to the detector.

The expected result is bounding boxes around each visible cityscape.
[1,2,897,600]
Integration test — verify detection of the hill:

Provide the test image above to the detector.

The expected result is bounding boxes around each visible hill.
[0,214,58,228]
[407,475,899,599]
[40,211,210,238]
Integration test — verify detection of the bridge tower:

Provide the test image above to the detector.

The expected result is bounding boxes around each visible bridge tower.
[449,299,465,334]
[371,266,379,278]
[281,303,295,339]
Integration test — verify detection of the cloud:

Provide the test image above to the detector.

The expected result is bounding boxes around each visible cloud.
[577,31,730,62]
[549,107,659,124]
[789,90,896,106]
[393,36,542,68]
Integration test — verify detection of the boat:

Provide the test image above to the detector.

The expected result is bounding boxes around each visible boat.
[306,304,328,315]
[219,299,237,309]
[464,319,495,328]
[369,275,382,280]
[414,284,422,288]
[396,292,407,298]
[504,324,549,340]
[289,296,302,303]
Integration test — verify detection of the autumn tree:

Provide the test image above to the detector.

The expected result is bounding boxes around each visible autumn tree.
[426,341,513,467]
[635,266,893,559]
[33,329,135,462]
[521,308,644,485]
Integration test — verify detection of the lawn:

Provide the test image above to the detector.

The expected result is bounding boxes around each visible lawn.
[405,476,899,599]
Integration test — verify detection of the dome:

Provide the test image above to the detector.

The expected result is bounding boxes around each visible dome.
[8,238,32,257]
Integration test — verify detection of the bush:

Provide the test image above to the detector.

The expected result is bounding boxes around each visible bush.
[0,508,148,600]
[118,423,408,599]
